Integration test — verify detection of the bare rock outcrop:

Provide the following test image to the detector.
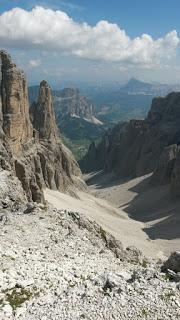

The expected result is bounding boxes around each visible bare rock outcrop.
[170,148,180,197]
[0,50,84,202]
[0,50,33,155]
[30,80,59,142]
[81,91,180,196]
[151,144,178,185]
[0,169,27,209]
[54,87,95,119]
[162,251,180,273]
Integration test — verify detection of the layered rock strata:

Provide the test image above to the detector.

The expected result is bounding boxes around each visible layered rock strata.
[54,87,95,119]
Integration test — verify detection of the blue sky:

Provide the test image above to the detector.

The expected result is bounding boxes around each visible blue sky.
[0,0,180,86]
[1,0,180,37]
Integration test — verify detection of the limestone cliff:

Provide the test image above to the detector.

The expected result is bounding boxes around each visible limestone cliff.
[0,50,84,202]
[30,81,59,142]
[81,91,180,196]
[54,88,95,120]
[0,51,33,155]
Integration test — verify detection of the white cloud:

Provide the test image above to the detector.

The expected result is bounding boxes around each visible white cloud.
[0,6,179,66]
[29,59,41,67]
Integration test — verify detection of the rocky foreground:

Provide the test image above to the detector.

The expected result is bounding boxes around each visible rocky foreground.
[0,195,180,319]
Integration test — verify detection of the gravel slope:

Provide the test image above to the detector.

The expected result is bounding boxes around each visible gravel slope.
[1,205,179,320]
[84,172,180,256]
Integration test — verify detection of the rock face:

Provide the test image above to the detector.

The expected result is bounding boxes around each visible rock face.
[30,81,59,142]
[29,85,105,160]
[53,87,104,143]
[79,133,110,172]
[151,145,178,185]
[81,91,180,196]
[0,51,33,155]
[54,88,95,120]
[170,148,180,197]
[29,86,95,120]
[0,50,84,202]
[0,170,27,210]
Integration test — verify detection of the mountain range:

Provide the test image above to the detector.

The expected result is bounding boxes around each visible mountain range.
[28,78,180,161]
[120,78,180,96]
[84,78,180,123]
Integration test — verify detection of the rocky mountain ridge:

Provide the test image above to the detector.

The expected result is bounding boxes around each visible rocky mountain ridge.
[120,78,180,96]
[29,86,101,125]
[0,50,84,203]
[54,87,96,121]
[29,85,105,161]
[81,91,180,197]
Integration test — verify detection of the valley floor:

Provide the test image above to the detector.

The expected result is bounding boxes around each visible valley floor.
[45,172,180,259]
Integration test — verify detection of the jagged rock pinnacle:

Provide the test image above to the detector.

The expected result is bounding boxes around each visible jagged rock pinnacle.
[30,80,59,142]
[0,51,83,202]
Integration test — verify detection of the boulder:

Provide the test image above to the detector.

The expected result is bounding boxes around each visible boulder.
[162,251,180,273]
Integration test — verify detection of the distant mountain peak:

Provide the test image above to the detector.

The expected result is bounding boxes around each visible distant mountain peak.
[121,77,177,95]
[127,77,142,84]
[124,77,152,88]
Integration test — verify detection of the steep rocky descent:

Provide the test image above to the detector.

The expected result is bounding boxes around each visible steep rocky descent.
[0,50,84,203]
[81,91,180,195]
[0,197,180,319]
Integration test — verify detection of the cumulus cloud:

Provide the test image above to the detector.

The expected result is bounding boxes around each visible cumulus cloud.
[29,59,41,67]
[0,6,179,66]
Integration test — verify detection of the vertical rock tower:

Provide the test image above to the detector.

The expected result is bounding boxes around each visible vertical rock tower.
[30,80,59,142]
[0,51,33,155]
[0,50,84,202]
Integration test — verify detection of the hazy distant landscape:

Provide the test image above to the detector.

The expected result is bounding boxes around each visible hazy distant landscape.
[29,78,180,160]
[1,1,180,319]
